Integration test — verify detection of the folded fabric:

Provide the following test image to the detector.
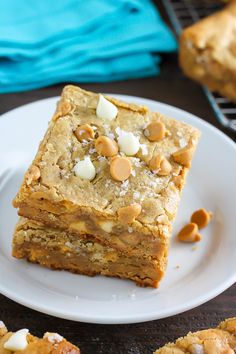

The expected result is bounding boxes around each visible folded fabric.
[0,0,177,93]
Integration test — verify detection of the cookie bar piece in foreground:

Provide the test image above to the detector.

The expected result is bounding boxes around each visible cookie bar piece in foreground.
[180,1,236,102]
[0,321,80,353]
[12,218,165,287]
[13,85,200,259]
[154,317,236,353]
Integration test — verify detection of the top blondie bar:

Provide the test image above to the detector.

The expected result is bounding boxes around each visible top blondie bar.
[13,85,200,257]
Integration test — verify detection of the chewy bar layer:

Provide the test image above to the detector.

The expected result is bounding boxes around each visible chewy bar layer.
[12,218,166,287]
[154,317,236,353]
[0,321,80,353]
[180,1,236,103]
[13,85,200,258]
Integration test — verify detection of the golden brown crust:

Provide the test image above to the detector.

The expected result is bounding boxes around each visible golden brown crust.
[179,1,236,102]
[0,325,80,354]
[154,318,236,353]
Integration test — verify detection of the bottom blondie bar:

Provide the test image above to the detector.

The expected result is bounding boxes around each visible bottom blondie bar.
[154,317,236,353]
[12,218,167,287]
[0,321,80,353]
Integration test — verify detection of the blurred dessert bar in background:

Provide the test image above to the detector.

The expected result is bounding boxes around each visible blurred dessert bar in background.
[179,1,236,102]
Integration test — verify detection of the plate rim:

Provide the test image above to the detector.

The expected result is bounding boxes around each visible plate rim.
[0,94,236,324]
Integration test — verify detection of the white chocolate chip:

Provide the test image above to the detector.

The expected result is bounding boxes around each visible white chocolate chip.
[96,94,118,121]
[99,220,114,233]
[190,344,204,354]
[4,329,29,351]
[43,332,63,344]
[74,156,96,181]
[117,131,140,156]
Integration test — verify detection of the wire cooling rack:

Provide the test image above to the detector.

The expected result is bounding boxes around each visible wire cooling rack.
[162,0,236,132]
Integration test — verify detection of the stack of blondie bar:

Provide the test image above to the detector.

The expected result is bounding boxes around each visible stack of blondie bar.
[12,85,200,287]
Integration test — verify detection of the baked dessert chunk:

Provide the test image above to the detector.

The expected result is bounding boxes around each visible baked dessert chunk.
[13,85,200,264]
[179,1,236,102]
[0,320,80,353]
[154,317,236,353]
[12,217,165,287]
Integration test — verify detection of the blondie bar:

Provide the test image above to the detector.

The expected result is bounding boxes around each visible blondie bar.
[12,217,165,287]
[13,85,200,263]
[180,1,236,102]
[154,317,236,353]
[0,321,80,353]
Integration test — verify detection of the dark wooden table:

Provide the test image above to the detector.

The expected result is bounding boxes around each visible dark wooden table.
[0,3,235,354]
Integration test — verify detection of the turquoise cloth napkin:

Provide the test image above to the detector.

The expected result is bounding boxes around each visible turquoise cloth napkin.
[0,0,177,93]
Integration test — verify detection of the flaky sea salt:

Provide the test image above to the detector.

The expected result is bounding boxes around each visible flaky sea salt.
[133,158,145,168]
[105,179,112,188]
[88,147,96,154]
[128,227,133,233]
[148,180,157,188]
[140,143,148,156]
[121,180,129,190]
[97,155,107,162]
[179,138,187,148]
[81,140,90,147]
[146,191,155,198]
[107,132,115,139]
[39,161,47,167]
[133,191,140,200]
[119,180,129,197]
[162,225,169,237]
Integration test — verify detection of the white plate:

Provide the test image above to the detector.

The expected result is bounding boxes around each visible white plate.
[0,95,236,324]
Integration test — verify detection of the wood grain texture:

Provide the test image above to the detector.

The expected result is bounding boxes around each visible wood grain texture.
[0,2,235,353]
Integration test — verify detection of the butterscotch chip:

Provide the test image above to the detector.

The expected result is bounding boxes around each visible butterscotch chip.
[144,121,166,142]
[177,223,201,243]
[172,145,194,167]
[95,136,118,157]
[25,166,41,186]
[118,203,142,224]
[110,156,132,181]
[191,208,213,229]
[149,154,172,176]
[75,124,95,142]
[172,175,183,188]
